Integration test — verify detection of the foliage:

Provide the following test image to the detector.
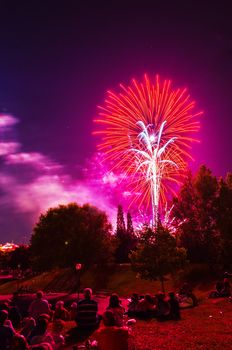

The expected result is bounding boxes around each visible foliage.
[172,166,221,265]
[130,225,186,291]
[8,245,31,270]
[172,165,232,268]
[126,212,134,236]
[116,204,126,233]
[217,174,232,267]
[115,206,137,263]
[30,203,114,270]
[0,251,9,269]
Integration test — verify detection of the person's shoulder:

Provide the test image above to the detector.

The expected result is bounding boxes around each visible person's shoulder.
[53,333,64,341]
[35,332,54,345]
[86,298,97,304]
[113,305,124,312]
[95,326,119,336]
[118,326,128,331]
[44,332,54,340]
[115,326,129,335]
[8,326,15,336]
[90,299,98,305]
[42,298,49,303]
[0,325,14,336]
[94,327,102,335]
[79,298,97,305]
[78,299,86,305]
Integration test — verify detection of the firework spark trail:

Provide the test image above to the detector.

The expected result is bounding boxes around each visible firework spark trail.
[94,75,201,227]
[129,120,179,226]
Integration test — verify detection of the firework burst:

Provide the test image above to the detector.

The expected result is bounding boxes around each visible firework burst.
[94,75,201,227]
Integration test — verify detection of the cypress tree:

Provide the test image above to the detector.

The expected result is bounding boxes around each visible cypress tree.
[115,206,137,263]
[126,212,134,236]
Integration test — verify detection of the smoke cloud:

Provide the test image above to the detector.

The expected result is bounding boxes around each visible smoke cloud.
[0,114,117,243]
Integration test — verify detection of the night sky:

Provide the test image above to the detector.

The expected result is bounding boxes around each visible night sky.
[0,1,232,243]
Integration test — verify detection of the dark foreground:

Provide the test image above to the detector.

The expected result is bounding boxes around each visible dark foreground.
[131,297,232,350]
[1,292,232,349]
[58,294,232,349]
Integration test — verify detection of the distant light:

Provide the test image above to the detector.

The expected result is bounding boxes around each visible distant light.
[0,242,19,252]
[75,263,82,270]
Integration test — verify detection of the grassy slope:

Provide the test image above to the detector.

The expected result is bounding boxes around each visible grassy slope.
[63,298,232,350]
[131,298,232,350]
[1,265,232,349]
[0,265,183,296]
[0,264,215,297]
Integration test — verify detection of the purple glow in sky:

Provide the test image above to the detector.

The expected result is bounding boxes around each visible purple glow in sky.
[0,1,232,242]
[0,114,119,242]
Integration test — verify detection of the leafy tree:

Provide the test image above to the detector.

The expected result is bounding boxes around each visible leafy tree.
[217,174,232,267]
[8,245,31,270]
[194,166,220,265]
[0,251,9,269]
[172,166,232,268]
[130,225,186,291]
[30,203,114,270]
[172,171,200,262]
[172,166,220,265]
[126,211,137,250]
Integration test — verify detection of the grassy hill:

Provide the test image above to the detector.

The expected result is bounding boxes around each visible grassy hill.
[0,263,217,298]
[0,264,229,350]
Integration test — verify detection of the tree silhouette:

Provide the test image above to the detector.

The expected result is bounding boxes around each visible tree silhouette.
[115,205,127,262]
[127,212,134,236]
[130,224,186,292]
[31,203,114,270]
[217,174,232,267]
[172,166,220,266]
[115,206,136,263]
[116,205,126,232]
[8,245,31,270]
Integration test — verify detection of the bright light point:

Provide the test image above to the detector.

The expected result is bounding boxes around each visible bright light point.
[0,242,19,252]
[149,134,155,142]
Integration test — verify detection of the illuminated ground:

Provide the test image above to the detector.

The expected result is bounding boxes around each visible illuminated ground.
[70,296,232,350]
[131,297,232,350]
[0,290,232,349]
[0,267,231,349]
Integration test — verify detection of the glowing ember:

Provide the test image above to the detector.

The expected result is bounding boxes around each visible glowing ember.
[94,75,201,227]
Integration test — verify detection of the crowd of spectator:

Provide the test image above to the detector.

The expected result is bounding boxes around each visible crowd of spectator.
[0,290,72,349]
[209,272,232,299]
[4,276,231,350]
